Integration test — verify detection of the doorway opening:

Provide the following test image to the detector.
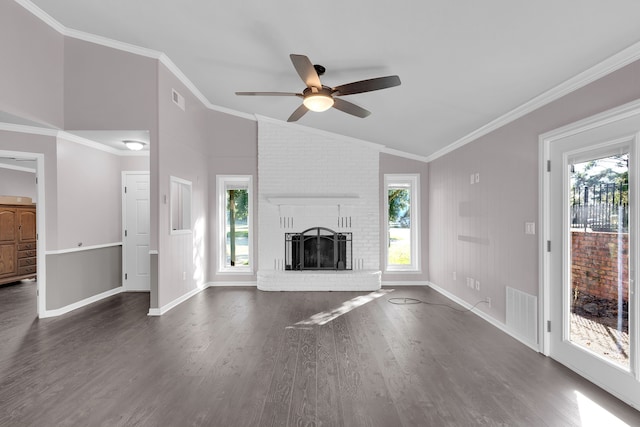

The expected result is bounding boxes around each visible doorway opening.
[0,150,46,318]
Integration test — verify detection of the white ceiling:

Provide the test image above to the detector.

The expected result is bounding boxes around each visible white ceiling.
[27,0,640,157]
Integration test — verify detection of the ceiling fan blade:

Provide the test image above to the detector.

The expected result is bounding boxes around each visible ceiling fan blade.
[290,54,322,89]
[332,98,371,118]
[235,91,301,97]
[287,104,308,122]
[333,75,401,96]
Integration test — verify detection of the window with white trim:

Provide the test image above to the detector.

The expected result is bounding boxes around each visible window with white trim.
[384,174,420,272]
[217,175,253,273]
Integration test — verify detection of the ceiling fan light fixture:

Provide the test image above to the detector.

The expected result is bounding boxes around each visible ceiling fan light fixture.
[123,140,146,151]
[303,94,334,112]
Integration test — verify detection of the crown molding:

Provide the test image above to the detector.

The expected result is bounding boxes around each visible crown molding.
[426,39,640,162]
[17,1,256,123]
[0,122,58,137]
[16,1,640,162]
[64,28,162,60]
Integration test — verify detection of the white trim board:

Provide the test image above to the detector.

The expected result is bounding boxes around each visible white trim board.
[46,242,122,255]
[382,281,429,287]
[148,286,207,316]
[207,281,257,287]
[427,281,540,352]
[40,286,123,318]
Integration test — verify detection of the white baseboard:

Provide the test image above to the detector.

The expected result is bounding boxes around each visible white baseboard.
[427,281,540,352]
[382,280,430,287]
[40,286,124,318]
[148,286,206,316]
[207,281,257,287]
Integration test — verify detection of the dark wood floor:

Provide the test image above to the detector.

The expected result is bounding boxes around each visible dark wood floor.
[1,281,640,426]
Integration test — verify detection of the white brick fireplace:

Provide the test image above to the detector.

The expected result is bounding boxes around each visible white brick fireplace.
[257,117,381,291]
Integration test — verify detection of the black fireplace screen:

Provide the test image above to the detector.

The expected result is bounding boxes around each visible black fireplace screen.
[285,227,352,270]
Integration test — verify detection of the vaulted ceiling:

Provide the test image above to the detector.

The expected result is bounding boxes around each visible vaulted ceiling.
[29,0,640,158]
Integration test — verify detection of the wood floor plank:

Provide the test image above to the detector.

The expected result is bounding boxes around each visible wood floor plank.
[288,327,317,427]
[258,327,300,427]
[316,322,344,427]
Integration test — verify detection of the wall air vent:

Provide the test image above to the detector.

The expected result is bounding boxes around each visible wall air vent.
[172,89,185,111]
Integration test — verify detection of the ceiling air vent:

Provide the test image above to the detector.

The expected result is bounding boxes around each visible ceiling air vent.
[172,89,185,111]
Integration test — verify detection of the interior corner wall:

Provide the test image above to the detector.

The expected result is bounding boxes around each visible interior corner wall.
[207,111,258,283]
[429,58,640,324]
[156,63,210,308]
[380,153,429,282]
[63,37,158,132]
[0,1,64,128]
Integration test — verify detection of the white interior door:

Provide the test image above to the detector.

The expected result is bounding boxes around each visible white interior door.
[123,172,150,291]
[548,116,640,408]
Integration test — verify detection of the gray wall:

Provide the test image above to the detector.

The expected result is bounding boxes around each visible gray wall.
[429,58,640,323]
[207,112,258,283]
[46,246,122,310]
[380,153,429,282]
[156,62,211,307]
[0,1,64,128]
[56,138,123,249]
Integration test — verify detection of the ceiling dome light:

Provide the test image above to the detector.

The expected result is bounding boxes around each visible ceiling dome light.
[303,93,334,112]
[123,140,146,151]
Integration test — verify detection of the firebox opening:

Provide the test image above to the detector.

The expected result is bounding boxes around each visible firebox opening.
[285,227,352,271]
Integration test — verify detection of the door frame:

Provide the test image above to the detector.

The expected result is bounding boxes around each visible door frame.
[121,171,150,292]
[0,150,46,318]
[539,98,640,406]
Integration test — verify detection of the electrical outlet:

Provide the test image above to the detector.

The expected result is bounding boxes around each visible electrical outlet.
[475,172,480,183]
[486,297,491,307]
[453,271,456,280]
[470,173,475,184]
[182,271,186,280]
[475,280,480,291]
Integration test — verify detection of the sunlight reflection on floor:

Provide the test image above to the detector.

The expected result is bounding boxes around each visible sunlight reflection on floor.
[575,391,629,427]
[289,288,395,327]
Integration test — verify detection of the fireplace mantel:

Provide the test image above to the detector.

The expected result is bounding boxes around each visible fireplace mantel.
[265,193,359,206]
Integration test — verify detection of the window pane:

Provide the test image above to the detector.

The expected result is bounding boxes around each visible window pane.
[225,188,249,267]
[388,187,411,265]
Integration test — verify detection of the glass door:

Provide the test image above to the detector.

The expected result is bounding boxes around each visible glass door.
[568,152,629,367]
[549,129,638,407]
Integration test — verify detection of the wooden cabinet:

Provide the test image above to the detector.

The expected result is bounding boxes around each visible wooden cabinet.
[0,204,37,285]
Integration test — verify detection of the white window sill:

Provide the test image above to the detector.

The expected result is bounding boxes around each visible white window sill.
[217,269,254,275]
[385,268,422,274]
